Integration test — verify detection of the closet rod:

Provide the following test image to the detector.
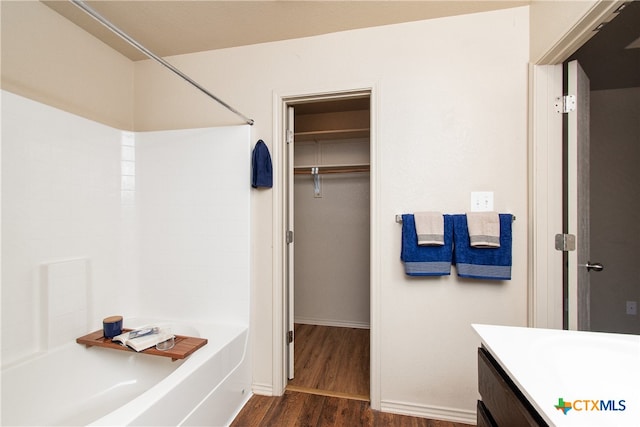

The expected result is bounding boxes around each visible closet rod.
[70,0,254,126]
[294,165,370,175]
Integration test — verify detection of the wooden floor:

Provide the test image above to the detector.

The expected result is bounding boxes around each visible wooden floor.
[230,324,474,427]
[230,391,474,427]
[287,324,370,399]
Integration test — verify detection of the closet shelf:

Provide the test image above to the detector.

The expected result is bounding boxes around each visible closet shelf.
[294,128,370,142]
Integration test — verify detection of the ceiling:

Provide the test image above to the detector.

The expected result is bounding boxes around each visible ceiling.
[42,0,529,61]
[41,0,639,90]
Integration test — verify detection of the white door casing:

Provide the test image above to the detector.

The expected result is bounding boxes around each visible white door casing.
[528,1,623,331]
[275,87,378,408]
[528,64,564,330]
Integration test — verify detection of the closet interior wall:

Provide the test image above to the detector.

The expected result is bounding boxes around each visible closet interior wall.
[293,100,371,329]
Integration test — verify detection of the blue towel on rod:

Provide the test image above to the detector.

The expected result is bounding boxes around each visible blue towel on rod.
[251,139,273,188]
[401,214,453,276]
[452,214,512,280]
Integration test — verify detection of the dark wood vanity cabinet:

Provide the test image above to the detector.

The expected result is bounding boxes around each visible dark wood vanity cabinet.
[477,346,548,427]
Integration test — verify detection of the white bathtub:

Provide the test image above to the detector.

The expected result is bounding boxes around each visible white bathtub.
[1,319,252,426]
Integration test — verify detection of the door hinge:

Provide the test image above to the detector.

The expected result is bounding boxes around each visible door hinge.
[555,233,576,251]
[287,330,294,344]
[554,95,576,113]
[286,129,294,144]
[286,230,294,244]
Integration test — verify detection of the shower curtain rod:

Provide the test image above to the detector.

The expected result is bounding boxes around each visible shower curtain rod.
[70,0,254,126]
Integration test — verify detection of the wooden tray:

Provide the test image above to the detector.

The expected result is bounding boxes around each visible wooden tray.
[76,329,207,361]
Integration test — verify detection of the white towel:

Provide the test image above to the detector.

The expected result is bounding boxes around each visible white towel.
[414,212,444,246]
[466,212,500,248]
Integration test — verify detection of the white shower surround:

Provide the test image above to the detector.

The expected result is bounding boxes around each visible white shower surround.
[1,90,251,365]
[136,126,251,324]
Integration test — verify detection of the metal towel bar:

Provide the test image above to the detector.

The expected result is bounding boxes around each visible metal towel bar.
[395,214,516,223]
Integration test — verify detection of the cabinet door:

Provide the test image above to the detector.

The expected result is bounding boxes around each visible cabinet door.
[477,400,498,427]
[478,348,547,427]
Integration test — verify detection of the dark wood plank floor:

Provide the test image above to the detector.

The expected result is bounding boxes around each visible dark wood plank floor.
[230,391,474,427]
[288,324,370,399]
[230,324,474,426]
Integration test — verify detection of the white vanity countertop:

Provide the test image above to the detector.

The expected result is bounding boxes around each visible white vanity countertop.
[473,324,640,427]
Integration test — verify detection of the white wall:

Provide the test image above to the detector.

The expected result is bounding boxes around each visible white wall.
[133,7,529,420]
[1,91,251,366]
[294,138,371,328]
[294,172,371,328]
[0,1,134,130]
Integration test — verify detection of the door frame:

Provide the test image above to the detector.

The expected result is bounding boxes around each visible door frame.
[529,1,622,330]
[271,86,380,408]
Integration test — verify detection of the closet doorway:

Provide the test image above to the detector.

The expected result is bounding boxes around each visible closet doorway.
[284,93,371,400]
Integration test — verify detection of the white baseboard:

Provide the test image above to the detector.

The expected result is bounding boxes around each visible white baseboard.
[381,399,476,425]
[252,384,476,424]
[252,382,274,396]
[294,316,370,329]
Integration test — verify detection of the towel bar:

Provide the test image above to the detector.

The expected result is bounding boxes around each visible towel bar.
[395,214,516,223]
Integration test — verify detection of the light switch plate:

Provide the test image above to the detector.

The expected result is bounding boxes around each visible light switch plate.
[471,191,494,212]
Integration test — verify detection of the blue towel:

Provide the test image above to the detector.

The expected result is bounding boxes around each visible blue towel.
[251,139,272,188]
[452,214,512,280]
[401,214,453,276]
